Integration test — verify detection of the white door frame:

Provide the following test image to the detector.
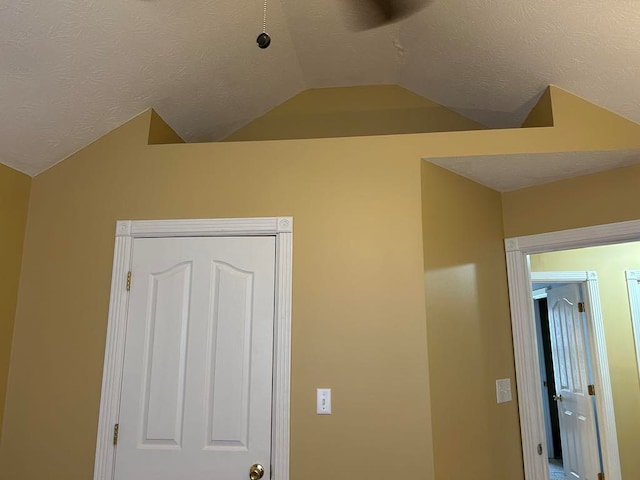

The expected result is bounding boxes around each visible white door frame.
[531,271,613,477]
[625,270,640,380]
[93,217,293,480]
[504,219,640,480]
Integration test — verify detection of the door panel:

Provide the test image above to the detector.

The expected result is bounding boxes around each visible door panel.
[207,261,254,450]
[115,236,276,480]
[142,262,191,448]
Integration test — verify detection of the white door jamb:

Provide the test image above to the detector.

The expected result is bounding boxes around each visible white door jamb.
[93,217,293,480]
[625,270,640,381]
[504,219,640,480]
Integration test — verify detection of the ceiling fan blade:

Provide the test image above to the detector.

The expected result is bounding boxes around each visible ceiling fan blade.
[344,0,430,30]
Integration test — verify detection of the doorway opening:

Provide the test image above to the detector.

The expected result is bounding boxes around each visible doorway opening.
[93,217,293,480]
[504,219,640,480]
[532,276,605,480]
[533,292,563,478]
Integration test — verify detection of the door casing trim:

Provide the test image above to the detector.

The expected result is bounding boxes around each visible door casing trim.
[504,219,640,480]
[94,217,293,480]
[625,270,640,382]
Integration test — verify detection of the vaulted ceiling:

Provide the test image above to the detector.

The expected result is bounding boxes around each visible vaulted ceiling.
[3,0,640,175]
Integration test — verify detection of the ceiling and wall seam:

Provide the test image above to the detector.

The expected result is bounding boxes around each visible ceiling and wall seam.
[3,0,640,177]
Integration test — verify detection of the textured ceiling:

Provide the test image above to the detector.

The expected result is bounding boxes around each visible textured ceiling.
[2,0,640,175]
[428,150,640,192]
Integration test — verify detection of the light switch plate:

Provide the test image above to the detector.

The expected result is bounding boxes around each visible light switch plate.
[317,388,331,414]
[496,378,512,404]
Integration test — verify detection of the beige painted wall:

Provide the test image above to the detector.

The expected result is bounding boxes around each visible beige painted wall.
[148,110,185,144]
[530,242,640,479]
[501,162,640,238]
[521,87,554,128]
[0,164,31,441]
[422,163,523,480]
[0,111,435,479]
[3,85,640,480]
[224,85,485,141]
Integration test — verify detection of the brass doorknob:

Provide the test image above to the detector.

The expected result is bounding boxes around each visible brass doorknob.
[249,464,265,480]
[553,394,563,402]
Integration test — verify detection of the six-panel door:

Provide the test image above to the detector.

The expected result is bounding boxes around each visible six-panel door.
[547,283,601,480]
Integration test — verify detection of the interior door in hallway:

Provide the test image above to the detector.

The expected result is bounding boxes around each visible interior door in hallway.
[547,283,601,480]
[114,236,276,480]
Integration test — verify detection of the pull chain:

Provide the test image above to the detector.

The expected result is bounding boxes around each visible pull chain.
[262,0,268,33]
[257,0,271,48]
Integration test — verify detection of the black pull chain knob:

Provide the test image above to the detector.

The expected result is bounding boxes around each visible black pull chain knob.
[257,32,271,49]
[257,0,271,49]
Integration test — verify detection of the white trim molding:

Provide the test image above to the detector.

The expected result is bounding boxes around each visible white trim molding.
[504,219,640,480]
[626,270,640,381]
[504,219,640,255]
[94,217,293,480]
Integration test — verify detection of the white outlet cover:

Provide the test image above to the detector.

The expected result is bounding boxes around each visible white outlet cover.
[496,378,512,404]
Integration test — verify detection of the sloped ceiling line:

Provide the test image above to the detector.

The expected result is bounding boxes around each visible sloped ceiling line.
[3,0,640,175]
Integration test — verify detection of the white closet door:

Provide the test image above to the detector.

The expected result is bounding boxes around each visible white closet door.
[114,236,276,480]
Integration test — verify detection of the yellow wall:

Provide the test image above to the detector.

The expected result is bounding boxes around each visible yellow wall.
[521,87,554,128]
[148,110,185,144]
[530,243,640,479]
[224,85,485,141]
[0,111,435,479]
[422,163,523,480]
[3,85,640,480]
[501,162,640,238]
[0,164,31,441]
